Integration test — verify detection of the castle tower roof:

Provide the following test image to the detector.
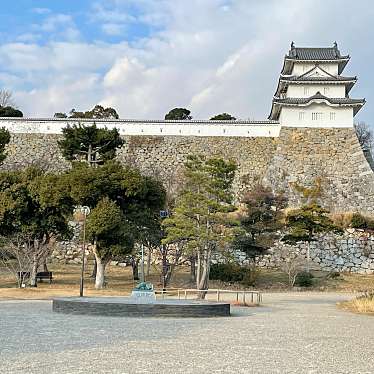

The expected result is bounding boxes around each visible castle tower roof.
[281,42,350,75]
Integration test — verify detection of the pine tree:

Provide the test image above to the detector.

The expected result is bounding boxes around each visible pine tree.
[162,155,237,297]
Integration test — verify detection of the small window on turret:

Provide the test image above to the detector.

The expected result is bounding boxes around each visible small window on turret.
[324,87,329,95]
[304,87,309,96]
[299,112,305,121]
[330,112,336,121]
[312,112,323,121]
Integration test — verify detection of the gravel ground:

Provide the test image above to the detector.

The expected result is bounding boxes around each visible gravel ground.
[0,292,373,374]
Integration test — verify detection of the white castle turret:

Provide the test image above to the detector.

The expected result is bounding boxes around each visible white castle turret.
[269,42,365,127]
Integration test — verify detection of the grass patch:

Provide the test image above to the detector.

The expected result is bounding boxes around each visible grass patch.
[338,294,374,315]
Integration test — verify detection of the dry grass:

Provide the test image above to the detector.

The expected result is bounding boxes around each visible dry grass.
[1,262,374,300]
[338,294,374,315]
[0,262,193,300]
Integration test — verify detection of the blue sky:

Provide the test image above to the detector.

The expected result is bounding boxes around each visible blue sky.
[0,0,373,126]
[0,1,154,45]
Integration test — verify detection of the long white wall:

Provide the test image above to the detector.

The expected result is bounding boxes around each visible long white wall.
[0,118,281,138]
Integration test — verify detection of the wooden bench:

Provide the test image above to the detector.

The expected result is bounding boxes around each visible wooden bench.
[17,271,53,284]
[36,271,53,283]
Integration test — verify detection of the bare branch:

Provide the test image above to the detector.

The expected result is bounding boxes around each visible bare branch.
[355,122,373,151]
[0,89,16,108]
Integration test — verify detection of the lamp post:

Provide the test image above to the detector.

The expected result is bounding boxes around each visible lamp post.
[79,206,90,297]
[140,243,145,283]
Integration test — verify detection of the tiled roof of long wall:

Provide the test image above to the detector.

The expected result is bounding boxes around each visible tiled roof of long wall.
[0,118,280,138]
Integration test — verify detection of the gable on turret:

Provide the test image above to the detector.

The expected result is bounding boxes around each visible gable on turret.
[299,65,336,78]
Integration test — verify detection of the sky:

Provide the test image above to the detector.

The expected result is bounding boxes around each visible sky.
[0,0,373,125]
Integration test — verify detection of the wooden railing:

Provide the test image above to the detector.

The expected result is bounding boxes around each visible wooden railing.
[155,288,262,304]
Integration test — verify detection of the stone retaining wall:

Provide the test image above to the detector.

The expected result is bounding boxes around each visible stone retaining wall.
[1,126,373,215]
[264,127,374,215]
[53,224,374,274]
[1,133,277,198]
[230,229,374,274]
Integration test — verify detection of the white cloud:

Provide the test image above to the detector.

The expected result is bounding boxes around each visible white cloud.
[16,33,41,43]
[102,23,125,36]
[91,2,136,24]
[32,8,51,15]
[1,0,373,125]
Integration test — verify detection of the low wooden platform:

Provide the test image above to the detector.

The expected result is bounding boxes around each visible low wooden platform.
[52,297,230,318]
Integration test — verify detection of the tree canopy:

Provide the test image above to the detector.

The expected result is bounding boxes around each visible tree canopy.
[233,185,286,260]
[54,105,119,119]
[0,106,23,117]
[165,108,192,120]
[58,123,124,166]
[210,113,236,121]
[86,197,133,262]
[283,203,339,244]
[0,167,74,285]
[66,161,166,288]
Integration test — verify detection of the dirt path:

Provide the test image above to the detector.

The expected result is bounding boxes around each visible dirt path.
[0,292,373,373]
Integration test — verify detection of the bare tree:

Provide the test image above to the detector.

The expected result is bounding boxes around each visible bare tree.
[0,89,16,108]
[355,122,373,152]
[276,247,306,288]
[0,234,33,287]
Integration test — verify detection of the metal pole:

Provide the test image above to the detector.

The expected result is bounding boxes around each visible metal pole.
[141,243,145,282]
[307,243,310,273]
[79,211,87,297]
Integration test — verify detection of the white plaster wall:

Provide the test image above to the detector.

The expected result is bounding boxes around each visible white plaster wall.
[279,104,353,127]
[0,118,281,138]
[292,62,339,76]
[287,84,345,98]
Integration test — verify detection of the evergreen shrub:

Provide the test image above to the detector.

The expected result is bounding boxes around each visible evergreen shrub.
[351,213,374,230]
[295,271,314,287]
[209,263,250,283]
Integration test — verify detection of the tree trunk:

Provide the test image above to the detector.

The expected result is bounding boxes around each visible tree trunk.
[95,256,109,289]
[146,246,152,277]
[160,245,169,290]
[42,258,48,272]
[164,244,182,288]
[190,256,196,283]
[196,248,211,299]
[90,258,97,278]
[30,254,38,287]
[131,258,139,280]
